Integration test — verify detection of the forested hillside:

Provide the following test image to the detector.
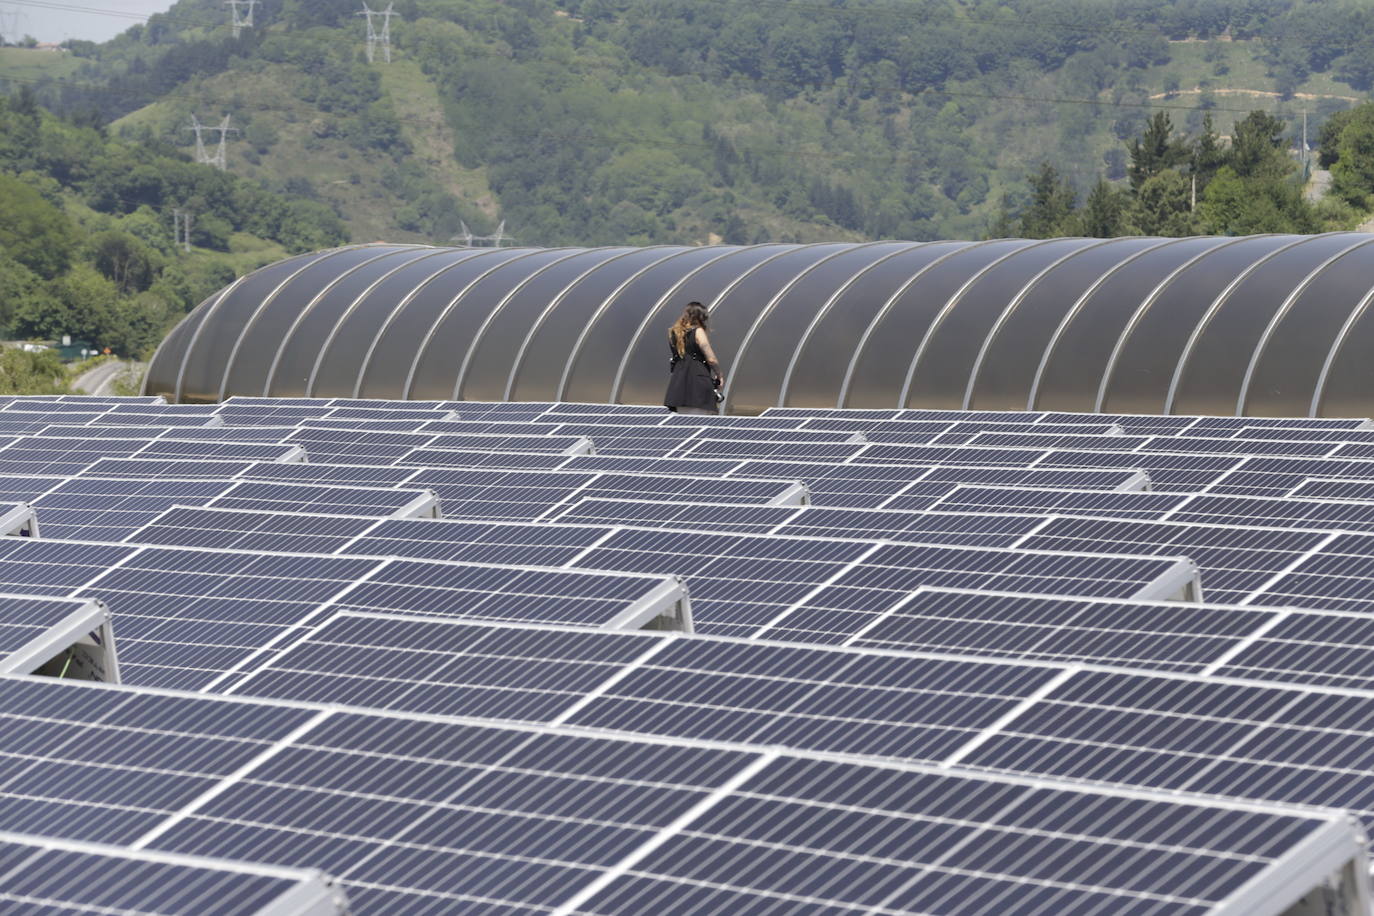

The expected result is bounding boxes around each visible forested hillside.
[6,0,1374,248]
[0,87,345,357]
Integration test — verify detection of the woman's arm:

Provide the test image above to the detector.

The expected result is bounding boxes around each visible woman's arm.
[695,327,723,385]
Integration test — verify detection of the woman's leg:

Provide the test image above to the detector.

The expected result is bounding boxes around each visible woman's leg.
[675,406,717,415]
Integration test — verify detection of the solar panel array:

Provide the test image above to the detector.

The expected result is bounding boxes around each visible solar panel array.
[2,394,1374,913]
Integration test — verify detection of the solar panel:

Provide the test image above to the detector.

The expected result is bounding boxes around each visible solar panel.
[573,528,1197,641]
[1208,455,1374,497]
[0,435,305,471]
[760,406,904,419]
[845,582,1269,658]
[661,414,807,429]
[126,506,382,553]
[25,476,437,542]
[552,498,1049,547]
[0,537,688,689]
[537,401,666,415]
[25,392,1374,912]
[727,459,1149,508]
[966,431,1344,458]
[281,429,592,464]
[6,675,1348,916]
[1013,515,1331,604]
[563,454,746,478]
[1183,416,1373,433]
[397,436,592,464]
[1288,478,1374,501]
[188,612,1374,886]
[407,467,808,521]
[550,498,800,534]
[1233,426,1374,442]
[930,484,1189,519]
[676,438,868,462]
[1036,413,1200,433]
[73,413,223,427]
[339,516,615,565]
[0,832,348,915]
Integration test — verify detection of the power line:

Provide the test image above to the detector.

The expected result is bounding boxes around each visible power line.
[0,0,1341,47]
[5,66,1328,179]
[0,67,1336,140]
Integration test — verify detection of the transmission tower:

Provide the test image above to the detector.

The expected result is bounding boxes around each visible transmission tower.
[451,220,514,247]
[0,8,22,45]
[171,208,193,253]
[225,0,258,38]
[186,114,237,170]
[357,2,398,64]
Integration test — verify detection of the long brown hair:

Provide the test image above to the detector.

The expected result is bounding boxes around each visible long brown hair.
[669,301,709,357]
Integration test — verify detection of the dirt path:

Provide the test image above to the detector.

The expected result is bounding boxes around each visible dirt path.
[1149,87,1360,103]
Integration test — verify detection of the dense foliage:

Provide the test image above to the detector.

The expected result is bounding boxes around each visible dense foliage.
[0,89,346,356]
[9,0,1374,247]
[1005,106,1374,238]
[7,0,1374,253]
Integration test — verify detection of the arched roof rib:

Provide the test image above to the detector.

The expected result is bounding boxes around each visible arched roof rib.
[145,236,1374,417]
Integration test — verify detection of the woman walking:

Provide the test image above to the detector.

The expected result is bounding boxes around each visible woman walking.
[663,301,723,414]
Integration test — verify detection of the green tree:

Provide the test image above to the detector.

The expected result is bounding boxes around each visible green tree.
[1078,179,1129,238]
[0,349,69,395]
[0,173,76,279]
[1332,110,1374,206]
[90,230,159,294]
[1190,114,1228,193]
[1130,170,1195,235]
[1128,112,1188,191]
[1228,110,1289,179]
[1018,163,1077,238]
[1318,107,1360,168]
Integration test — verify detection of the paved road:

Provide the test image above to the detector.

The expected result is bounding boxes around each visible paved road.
[72,360,142,396]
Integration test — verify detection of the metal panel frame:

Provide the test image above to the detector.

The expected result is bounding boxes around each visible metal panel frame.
[1094,235,1267,412]
[1027,237,1181,410]
[402,248,568,399]
[209,247,364,404]
[898,239,1056,408]
[963,237,1118,409]
[1163,234,1333,414]
[0,596,118,682]
[301,247,454,397]
[777,242,926,407]
[0,830,349,915]
[556,247,704,401]
[253,247,421,399]
[838,240,989,407]
[724,241,891,413]
[506,246,676,401]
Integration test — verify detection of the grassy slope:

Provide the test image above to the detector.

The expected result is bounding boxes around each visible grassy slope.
[379,57,497,223]
[0,47,83,82]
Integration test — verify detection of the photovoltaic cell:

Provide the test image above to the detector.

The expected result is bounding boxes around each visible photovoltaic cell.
[0,834,337,915]
[1015,515,1329,604]
[126,506,381,553]
[929,485,1188,519]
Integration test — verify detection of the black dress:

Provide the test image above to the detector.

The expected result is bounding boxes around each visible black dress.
[663,330,718,411]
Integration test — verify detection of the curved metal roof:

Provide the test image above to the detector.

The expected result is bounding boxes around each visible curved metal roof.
[145,234,1374,416]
